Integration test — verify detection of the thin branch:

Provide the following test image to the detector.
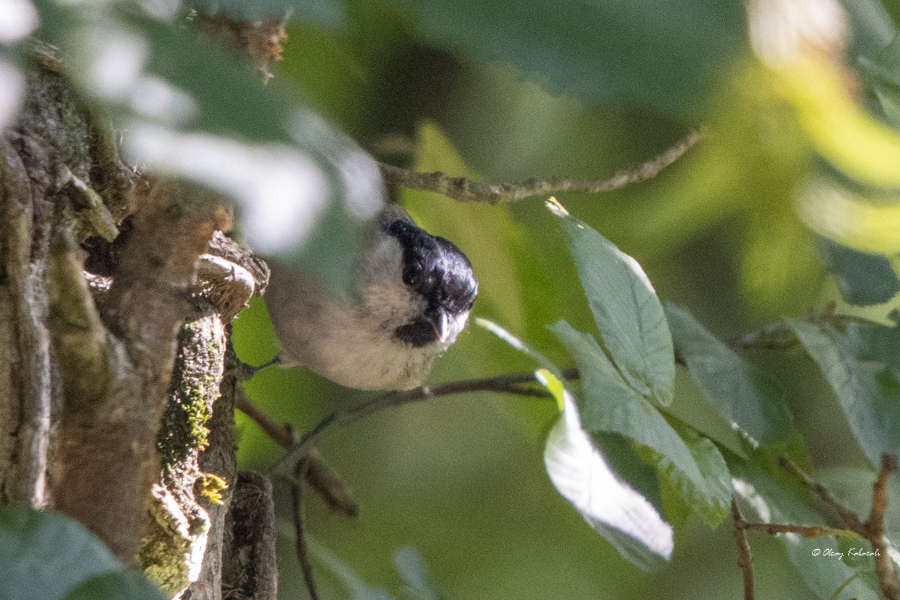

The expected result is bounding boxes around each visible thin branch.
[725,303,842,353]
[291,459,320,600]
[236,388,293,448]
[781,455,900,600]
[240,368,580,504]
[379,130,701,204]
[334,368,579,426]
[739,523,859,539]
[778,458,866,533]
[731,499,755,600]
[236,390,357,517]
[865,455,900,600]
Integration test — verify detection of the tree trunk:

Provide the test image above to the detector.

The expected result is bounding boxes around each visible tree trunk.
[0,45,275,600]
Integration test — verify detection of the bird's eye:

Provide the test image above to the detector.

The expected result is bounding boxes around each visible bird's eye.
[394,318,438,347]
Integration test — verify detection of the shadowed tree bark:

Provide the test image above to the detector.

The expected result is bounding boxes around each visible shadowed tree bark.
[0,35,276,600]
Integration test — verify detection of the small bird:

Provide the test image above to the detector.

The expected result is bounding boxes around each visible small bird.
[264,205,478,391]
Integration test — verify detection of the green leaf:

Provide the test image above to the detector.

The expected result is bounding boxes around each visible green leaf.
[839,0,896,63]
[816,238,899,306]
[655,432,732,528]
[788,318,900,468]
[0,506,122,600]
[665,302,792,444]
[549,202,674,407]
[540,372,673,571]
[551,320,735,528]
[375,0,745,118]
[729,457,878,599]
[62,572,165,600]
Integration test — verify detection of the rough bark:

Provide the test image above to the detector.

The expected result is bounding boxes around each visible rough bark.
[1,21,280,600]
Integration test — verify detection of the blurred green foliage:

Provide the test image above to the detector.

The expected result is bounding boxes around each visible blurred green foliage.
[0,506,165,600]
[226,0,900,598]
[11,0,900,597]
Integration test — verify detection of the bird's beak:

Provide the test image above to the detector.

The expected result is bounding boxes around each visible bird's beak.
[429,311,450,343]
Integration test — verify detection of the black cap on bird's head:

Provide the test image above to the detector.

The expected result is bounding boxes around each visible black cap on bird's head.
[385,218,478,347]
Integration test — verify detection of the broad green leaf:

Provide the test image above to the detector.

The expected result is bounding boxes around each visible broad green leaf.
[839,0,896,62]
[0,506,122,600]
[665,302,792,444]
[859,32,900,129]
[816,237,900,307]
[789,318,900,468]
[550,321,706,490]
[375,0,745,118]
[835,537,881,593]
[62,572,165,600]
[729,457,877,599]
[549,201,674,407]
[540,372,673,571]
[655,432,732,528]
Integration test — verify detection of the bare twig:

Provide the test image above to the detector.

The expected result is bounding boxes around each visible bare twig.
[236,390,357,517]
[235,388,293,448]
[292,459,320,600]
[781,455,900,600]
[731,499,755,600]
[739,522,859,539]
[865,455,900,600]
[724,303,845,353]
[333,368,579,426]
[379,131,701,204]
[778,458,866,532]
[725,322,798,352]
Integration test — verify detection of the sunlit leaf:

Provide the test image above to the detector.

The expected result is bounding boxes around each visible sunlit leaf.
[540,372,673,571]
[548,201,674,407]
[550,322,702,485]
[797,177,900,256]
[375,0,745,118]
[788,318,900,468]
[777,55,900,190]
[665,302,792,445]
[0,506,123,600]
